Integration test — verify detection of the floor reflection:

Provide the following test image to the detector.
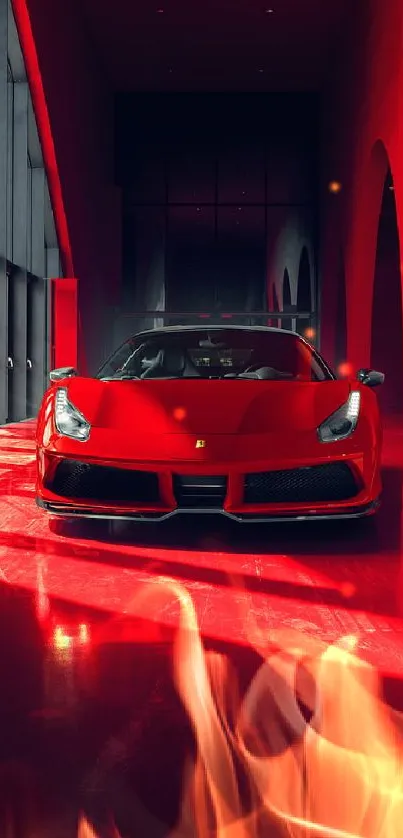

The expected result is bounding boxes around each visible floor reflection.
[0,419,402,835]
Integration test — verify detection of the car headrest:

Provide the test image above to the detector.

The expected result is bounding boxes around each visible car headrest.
[159,346,187,375]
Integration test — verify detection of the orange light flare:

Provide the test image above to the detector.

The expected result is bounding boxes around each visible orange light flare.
[173,406,187,421]
[337,361,354,379]
[77,579,403,838]
[53,625,72,651]
[328,181,342,194]
[339,581,356,599]
[304,327,316,341]
[79,622,90,645]
[52,622,91,651]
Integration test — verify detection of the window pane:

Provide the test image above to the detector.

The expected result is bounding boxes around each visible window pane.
[216,206,266,310]
[166,205,215,311]
[123,207,166,310]
[27,155,32,273]
[127,155,166,203]
[6,69,13,262]
[167,153,215,204]
[217,149,265,204]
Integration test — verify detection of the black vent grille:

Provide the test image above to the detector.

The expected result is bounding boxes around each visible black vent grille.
[173,475,227,508]
[46,460,160,504]
[244,463,359,505]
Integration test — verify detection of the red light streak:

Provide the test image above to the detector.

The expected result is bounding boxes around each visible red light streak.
[11,0,74,277]
[0,538,400,677]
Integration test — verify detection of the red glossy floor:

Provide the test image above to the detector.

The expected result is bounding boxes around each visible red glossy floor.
[1,418,403,835]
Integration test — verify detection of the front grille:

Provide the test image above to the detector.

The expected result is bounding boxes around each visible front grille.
[244,463,359,505]
[173,475,227,508]
[46,460,160,504]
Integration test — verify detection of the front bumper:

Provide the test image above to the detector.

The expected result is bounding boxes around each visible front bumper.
[36,496,381,522]
[36,432,381,523]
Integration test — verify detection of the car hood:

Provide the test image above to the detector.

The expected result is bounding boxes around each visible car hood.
[64,378,353,435]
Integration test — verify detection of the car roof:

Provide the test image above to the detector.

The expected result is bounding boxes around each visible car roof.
[134,324,300,339]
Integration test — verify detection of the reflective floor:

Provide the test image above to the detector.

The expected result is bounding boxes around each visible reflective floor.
[1,419,403,835]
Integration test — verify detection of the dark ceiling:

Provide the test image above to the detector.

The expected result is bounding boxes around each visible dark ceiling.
[80,0,353,91]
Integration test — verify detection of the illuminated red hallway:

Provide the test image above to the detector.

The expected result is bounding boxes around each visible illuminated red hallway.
[1,0,403,834]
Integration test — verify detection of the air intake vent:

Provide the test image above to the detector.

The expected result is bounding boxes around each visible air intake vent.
[173,475,227,508]
[244,463,359,504]
[46,460,160,504]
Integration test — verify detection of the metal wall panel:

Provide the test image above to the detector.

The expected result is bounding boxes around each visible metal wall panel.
[46,247,60,278]
[0,0,8,423]
[31,167,45,276]
[27,274,47,415]
[8,266,26,419]
[8,79,28,420]
[0,2,62,425]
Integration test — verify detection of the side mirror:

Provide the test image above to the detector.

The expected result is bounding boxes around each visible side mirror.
[49,367,78,382]
[357,368,385,387]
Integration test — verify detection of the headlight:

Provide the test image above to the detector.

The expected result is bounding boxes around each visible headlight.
[55,388,91,441]
[318,391,361,443]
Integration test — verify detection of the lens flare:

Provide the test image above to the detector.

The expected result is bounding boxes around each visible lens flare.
[337,362,354,378]
[79,623,90,644]
[173,407,187,421]
[53,626,72,650]
[340,582,356,599]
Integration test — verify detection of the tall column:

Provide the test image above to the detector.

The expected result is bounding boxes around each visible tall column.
[9,79,28,420]
[0,0,8,423]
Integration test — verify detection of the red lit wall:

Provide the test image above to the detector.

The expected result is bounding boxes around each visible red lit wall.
[20,0,121,372]
[18,0,403,390]
[51,279,78,372]
[320,0,403,380]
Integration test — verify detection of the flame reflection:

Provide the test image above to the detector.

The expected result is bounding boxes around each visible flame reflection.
[79,579,403,838]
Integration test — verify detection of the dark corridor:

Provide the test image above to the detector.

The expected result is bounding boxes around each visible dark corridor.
[117,94,318,318]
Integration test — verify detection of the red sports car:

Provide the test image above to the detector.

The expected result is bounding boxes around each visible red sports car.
[36,325,384,524]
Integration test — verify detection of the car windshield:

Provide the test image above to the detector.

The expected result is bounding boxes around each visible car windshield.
[98,329,333,382]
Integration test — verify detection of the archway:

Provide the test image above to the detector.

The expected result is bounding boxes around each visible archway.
[296,246,311,337]
[371,168,403,415]
[346,140,391,369]
[282,269,292,330]
[272,284,280,327]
